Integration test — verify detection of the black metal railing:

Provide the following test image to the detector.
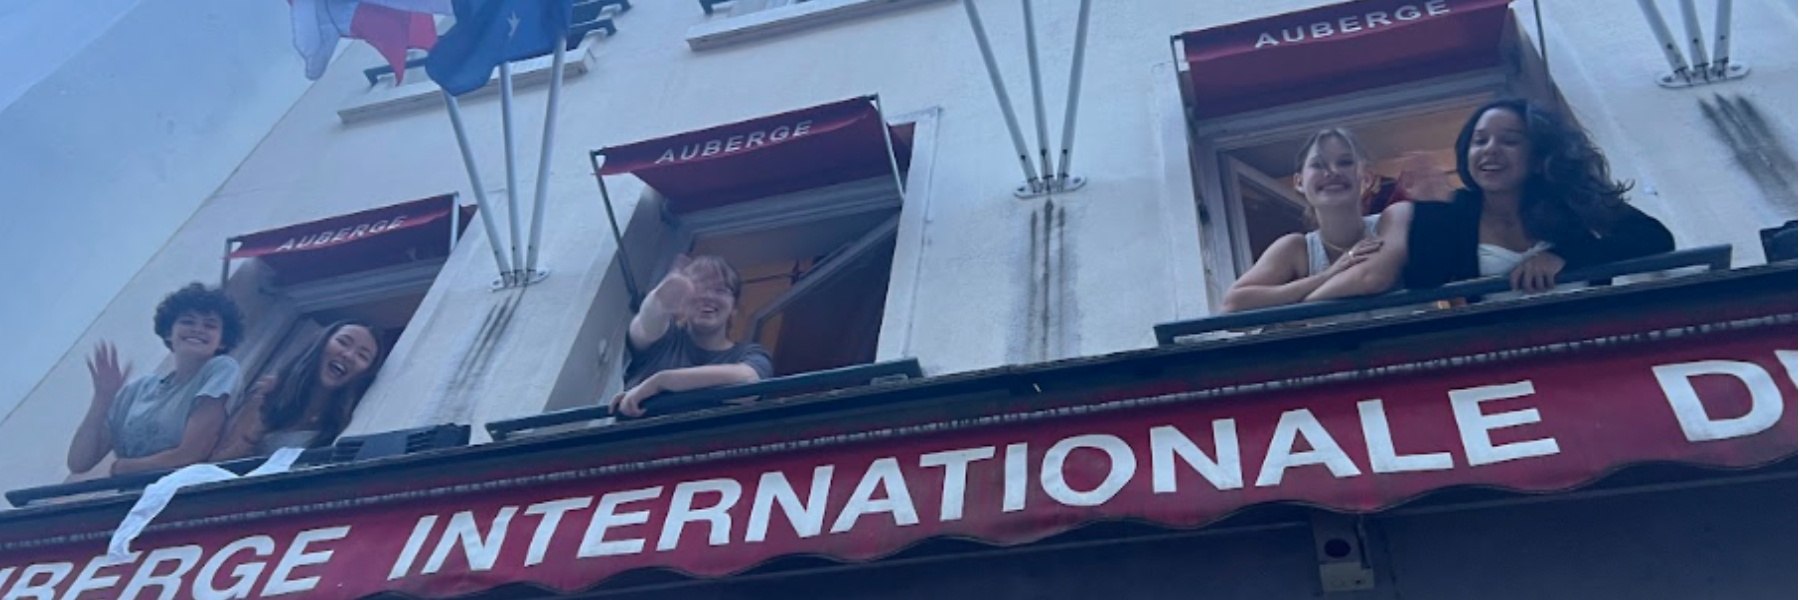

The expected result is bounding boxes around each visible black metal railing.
[487,358,924,440]
[1155,245,1734,345]
[7,425,469,508]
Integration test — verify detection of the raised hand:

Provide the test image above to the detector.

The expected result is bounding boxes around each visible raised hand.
[1396,151,1453,202]
[650,254,696,313]
[86,341,132,407]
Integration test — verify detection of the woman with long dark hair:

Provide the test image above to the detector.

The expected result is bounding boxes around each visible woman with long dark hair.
[212,321,385,459]
[1401,99,1675,291]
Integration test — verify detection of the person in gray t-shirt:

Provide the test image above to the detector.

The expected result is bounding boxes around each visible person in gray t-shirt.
[611,255,773,419]
[67,283,245,477]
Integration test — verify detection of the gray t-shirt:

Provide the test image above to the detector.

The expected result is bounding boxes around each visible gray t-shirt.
[624,329,774,390]
[107,355,241,459]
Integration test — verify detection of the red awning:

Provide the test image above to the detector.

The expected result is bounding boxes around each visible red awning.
[1,316,1791,598]
[595,97,908,215]
[1180,0,1514,119]
[227,194,473,285]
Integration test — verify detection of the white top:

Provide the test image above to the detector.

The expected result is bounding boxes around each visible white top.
[1477,241,1554,277]
[1305,214,1383,276]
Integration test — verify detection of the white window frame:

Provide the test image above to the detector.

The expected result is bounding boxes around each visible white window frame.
[685,0,947,51]
[1218,155,1309,276]
[336,35,601,124]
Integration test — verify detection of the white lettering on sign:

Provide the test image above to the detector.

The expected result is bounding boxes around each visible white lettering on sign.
[1149,421,1243,492]
[1256,408,1362,487]
[262,526,349,596]
[829,458,919,533]
[746,466,834,542]
[270,216,411,253]
[658,479,743,551]
[578,487,663,558]
[63,552,137,599]
[1253,0,1454,49]
[424,509,516,575]
[1357,399,1454,473]
[651,120,816,166]
[4,562,70,600]
[193,536,274,600]
[1002,442,1029,512]
[388,515,438,580]
[1654,360,1785,442]
[121,546,201,600]
[523,498,593,567]
[1449,381,1561,466]
[919,447,996,521]
[1041,434,1136,507]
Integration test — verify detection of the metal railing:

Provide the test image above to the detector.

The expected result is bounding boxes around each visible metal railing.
[487,358,924,440]
[7,425,468,508]
[1155,245,1734,345]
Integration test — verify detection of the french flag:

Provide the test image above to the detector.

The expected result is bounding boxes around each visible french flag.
[290,0,452,82]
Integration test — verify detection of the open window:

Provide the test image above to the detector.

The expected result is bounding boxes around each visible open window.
[1172,0,1548,298]
[222,194,474,396]
[590,96,912,380]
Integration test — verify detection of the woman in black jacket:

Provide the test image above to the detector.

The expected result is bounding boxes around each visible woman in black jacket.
[1400,99,1675,292]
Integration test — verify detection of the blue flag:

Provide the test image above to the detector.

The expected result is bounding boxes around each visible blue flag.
[426,0,573,96]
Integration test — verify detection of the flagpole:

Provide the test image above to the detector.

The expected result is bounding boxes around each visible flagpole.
[499,61,526,282]
[443,92,514,284]
[525,39,568,276]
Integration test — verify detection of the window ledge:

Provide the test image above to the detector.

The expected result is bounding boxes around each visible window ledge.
[337,41,598,124]
[686,0,944,51]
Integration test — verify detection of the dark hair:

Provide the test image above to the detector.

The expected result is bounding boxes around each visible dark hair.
[259,320,386,447]
[153,283,245,355]
[684,255,743,301]
[1454,99,1635,241]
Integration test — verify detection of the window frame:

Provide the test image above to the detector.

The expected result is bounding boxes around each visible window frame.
[685,0,947,51]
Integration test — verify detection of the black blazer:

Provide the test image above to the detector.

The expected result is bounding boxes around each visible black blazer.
[1403,190,1676,289]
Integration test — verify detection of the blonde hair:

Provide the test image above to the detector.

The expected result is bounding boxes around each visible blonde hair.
[1293,127,1371,172]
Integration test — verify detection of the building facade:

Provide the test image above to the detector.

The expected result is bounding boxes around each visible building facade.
[0,0,1794,598]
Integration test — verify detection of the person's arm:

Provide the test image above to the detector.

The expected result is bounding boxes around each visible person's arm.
[1552,205,1677,271]
[628,257,695,351]
[1306,202,1413,301]
[68,342,130,474]
[111,396,227,475]
[611,349,771,418]
[211,377,275,462]
[1221,235,1366,313]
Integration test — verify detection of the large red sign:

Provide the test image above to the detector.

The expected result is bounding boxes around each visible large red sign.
[1,322,1792,599]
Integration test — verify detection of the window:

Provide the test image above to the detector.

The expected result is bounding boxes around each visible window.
[685,0,943,51]
[225,196,474,414]
[542,97,930,414]
[1165,0,1550,308]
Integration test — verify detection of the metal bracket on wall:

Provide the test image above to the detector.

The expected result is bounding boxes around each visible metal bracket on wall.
[1310,511,1376,593]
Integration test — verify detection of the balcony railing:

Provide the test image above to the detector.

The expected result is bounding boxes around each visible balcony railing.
[1155,245,1734,345]
[6,425,469,508]
[486,357,925,441]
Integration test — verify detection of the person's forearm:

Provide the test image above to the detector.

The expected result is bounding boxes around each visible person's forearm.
[1304,264,1397,301]
[66,397,113,473]
[1222,275,1331,313]
[209,429,259,462]
[112,441,218,475]
[648,364,762,394]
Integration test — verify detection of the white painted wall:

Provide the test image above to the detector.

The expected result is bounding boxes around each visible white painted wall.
[0,0,1790,502]
[0,0,314,422]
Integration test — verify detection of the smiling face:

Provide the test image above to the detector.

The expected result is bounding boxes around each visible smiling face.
[1293,134,1370,210]
[316,324,379,390]
[681,272,738,337]
[165,311,225,359]
[1464,107,1534,195]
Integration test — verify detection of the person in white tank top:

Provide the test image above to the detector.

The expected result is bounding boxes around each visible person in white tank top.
[1223,128,1408,313]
